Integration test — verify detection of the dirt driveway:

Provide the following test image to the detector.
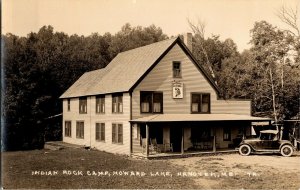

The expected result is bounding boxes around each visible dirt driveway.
[168,152,300,189]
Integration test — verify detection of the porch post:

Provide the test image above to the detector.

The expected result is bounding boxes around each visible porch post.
[181,127,184,154]
[213,136,216,152]
[146,123,149,157]
[213,128,216,152]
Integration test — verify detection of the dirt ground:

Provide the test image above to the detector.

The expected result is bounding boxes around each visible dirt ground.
[168,152,300,189]
[2,148,300,189]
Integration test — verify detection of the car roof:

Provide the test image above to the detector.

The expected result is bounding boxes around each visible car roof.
[260,130,279,134]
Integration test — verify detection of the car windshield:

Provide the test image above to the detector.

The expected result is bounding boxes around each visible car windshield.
[260,133,277,140]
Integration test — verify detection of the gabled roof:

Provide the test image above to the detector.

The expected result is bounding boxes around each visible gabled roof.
[60,37,221,98]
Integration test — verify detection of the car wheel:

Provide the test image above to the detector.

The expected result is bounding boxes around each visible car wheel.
[239,144,251,156]
[280,145,293,157]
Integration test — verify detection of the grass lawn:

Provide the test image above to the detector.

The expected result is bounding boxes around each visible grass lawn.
[2,148,197,189]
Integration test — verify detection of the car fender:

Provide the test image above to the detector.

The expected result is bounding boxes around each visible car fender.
[279,142,295,150]
[239,143,256,151]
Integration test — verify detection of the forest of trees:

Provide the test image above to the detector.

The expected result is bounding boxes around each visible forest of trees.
[2,12,300,150]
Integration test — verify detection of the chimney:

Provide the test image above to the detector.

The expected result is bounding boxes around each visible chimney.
[183,33,193,52]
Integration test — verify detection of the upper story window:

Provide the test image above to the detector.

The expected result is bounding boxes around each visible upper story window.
[96,95,105,114]
[67,99,71,111]
[112,93,123,113]
[79,97,87,114]
[173,61,181,78]
[191,93,210,113]
[140,91,163,113]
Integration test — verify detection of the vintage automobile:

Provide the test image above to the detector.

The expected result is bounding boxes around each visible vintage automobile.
[238,130,295,157]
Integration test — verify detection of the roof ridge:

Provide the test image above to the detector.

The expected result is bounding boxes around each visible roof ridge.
[117,37,177,55]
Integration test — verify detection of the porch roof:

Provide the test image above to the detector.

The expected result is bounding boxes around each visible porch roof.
[130,114,271,123]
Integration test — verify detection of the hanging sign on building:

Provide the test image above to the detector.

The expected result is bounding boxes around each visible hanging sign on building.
[172,82,183,99]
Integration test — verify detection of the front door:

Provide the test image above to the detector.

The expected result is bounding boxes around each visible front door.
[170,124,182,152]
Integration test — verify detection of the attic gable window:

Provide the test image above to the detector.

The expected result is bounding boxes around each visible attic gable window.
[96,95,105,114]
[140,91,163,113]
[173,61,181,78]
[191,93,210,113]
[112,94,123,113]
[79,97,87,114]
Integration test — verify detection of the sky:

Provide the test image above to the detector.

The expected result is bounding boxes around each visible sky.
[2,0,300,52]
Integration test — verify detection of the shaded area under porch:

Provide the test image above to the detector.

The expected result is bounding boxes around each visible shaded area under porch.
[130,114,271,158]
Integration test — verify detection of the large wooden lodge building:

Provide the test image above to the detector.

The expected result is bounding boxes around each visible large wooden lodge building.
[60,34,270,157]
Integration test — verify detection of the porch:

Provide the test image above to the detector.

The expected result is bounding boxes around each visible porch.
[132,148,238,159]
[130,114,270,158]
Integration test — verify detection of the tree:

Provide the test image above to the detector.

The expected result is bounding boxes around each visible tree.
[2,24,168,150]
[108,23,168,58]
[248,21,300,121]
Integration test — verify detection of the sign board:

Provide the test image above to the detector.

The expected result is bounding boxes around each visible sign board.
[172,82,183,99]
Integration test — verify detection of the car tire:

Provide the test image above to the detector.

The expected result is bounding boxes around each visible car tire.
[239,144,251,156]
[280,145,293,157]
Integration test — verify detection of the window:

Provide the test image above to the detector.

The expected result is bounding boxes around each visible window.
[191,126,211,142]
[76,121,84,139]
[260,133,276,140]
[191,93,210,113]
[173,61,181,78]
[79,97,87,114]
[112,123,123,144]
[140,91,163,113]
[96,95,105,113]
[67,99,71,111]
[223,127,231,141]
[65,121,71,137]
[96,123,105,141]
[112,94,123,113]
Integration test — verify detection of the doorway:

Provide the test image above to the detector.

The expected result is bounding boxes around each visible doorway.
[170,124,183,152]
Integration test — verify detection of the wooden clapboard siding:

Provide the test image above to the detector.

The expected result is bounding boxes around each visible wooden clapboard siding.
[132,43,251,119]
[132,138,142,153]
[131,124,142,153]
[213,100,251,115]
[62,93,131,155]
[215,126,239,148]
[62,97,92,146]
